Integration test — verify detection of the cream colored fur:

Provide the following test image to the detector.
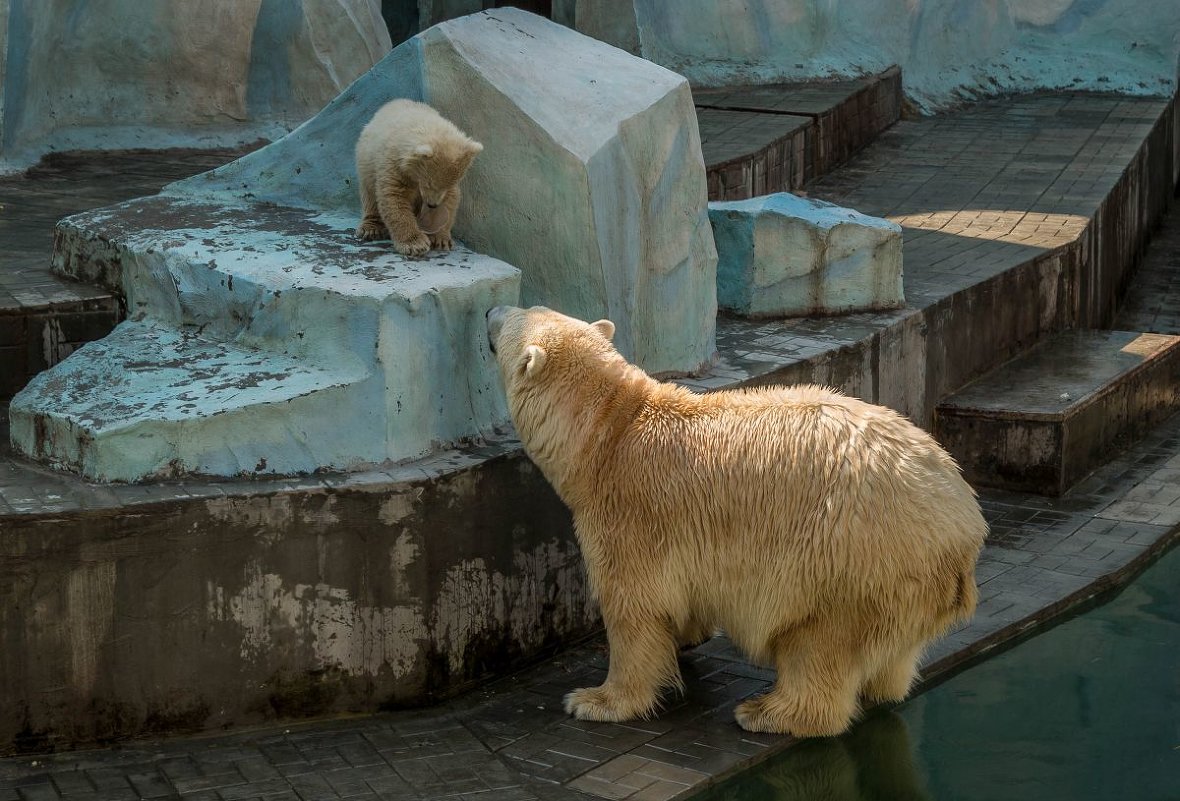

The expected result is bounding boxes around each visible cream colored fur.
[486,305,987,737]
[354,99,482,257]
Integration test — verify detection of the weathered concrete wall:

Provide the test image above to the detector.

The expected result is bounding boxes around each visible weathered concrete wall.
[560,0,1180,112]
[0,0,392,172]
[0,451,594,753]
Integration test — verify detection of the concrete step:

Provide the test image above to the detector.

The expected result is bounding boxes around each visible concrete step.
[0,149,259,404]
[934,329,1180,496]
[21,195,520,482]
[695,66,901,200]
[8,319,376,481]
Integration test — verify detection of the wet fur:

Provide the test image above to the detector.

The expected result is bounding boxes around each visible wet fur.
[487,306,987,737]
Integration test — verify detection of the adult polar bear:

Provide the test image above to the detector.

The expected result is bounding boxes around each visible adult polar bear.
[486,305,987,736]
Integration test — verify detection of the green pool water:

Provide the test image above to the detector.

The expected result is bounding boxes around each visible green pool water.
[695,544,1180,801]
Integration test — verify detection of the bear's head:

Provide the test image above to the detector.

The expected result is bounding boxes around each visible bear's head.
[486,305,616,385]
[407,134,483,210]
[486,305,618,464]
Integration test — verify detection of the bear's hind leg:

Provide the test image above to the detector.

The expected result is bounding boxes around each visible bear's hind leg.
[356,171,388,241]
[735,621,862,737]
[861,644,922,705]
[565,617,680,723]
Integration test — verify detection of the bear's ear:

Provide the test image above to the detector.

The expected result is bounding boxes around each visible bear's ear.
[412,143,434,159]
[521,345,547,376]
[466,139,484,155]
[591,319,615,341]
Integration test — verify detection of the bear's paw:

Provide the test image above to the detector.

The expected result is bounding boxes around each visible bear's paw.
[563,686,653,723]
[429,231,454,251]
[394,233,431,258]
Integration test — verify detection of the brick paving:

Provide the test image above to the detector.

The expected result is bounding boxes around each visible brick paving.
[1,94,1179,799]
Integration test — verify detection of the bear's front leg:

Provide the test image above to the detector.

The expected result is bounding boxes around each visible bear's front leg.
[427,185,462,251]
[356,171,388,241]
[377,176,430,257]
[564,614,681,722]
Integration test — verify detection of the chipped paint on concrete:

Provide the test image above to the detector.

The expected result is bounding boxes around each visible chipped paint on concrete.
[380,488,424,526]
[207,566,427,680]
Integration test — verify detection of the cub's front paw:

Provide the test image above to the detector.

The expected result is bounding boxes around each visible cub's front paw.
[393,233,431,258]
[429,231,454,251]
[356,220,388,241]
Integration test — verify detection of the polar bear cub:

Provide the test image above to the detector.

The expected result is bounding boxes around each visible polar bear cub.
[355,99,483,257]
[485,305,987,737]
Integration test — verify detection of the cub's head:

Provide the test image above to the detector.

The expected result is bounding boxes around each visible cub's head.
[407,133,483,210]
[485,305,616,400]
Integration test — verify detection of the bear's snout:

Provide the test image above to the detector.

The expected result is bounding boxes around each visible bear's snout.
[486,305,512,355]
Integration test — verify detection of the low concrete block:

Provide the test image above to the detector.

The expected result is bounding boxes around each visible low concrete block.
[935,330,1180,496]
[709,192,903,318]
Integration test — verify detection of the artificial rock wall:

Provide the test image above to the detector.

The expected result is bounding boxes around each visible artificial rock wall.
[0,0,392,171]
[557,0,1180,112]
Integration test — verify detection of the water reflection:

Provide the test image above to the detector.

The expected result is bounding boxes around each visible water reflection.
[697,710,932,801]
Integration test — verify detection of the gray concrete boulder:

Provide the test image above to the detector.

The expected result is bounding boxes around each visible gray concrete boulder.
[709,193,903,318]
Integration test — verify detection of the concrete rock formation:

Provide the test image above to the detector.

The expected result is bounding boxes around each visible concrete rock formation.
[183,8,718,376]
[10,9,719,481]
[557,0,1180,113]
[0,0,392,171]
[709,193,903,318]
[11,201,519,482]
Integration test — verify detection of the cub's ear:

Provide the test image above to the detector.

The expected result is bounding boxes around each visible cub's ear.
[466,139,484,155]
[412,143,434,159]
[591,319,615,341]
[521,344,547,376]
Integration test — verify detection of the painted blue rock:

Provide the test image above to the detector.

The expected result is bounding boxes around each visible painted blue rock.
[14,196,518,482]
[709,193,904,318]
[181,8,717,376]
